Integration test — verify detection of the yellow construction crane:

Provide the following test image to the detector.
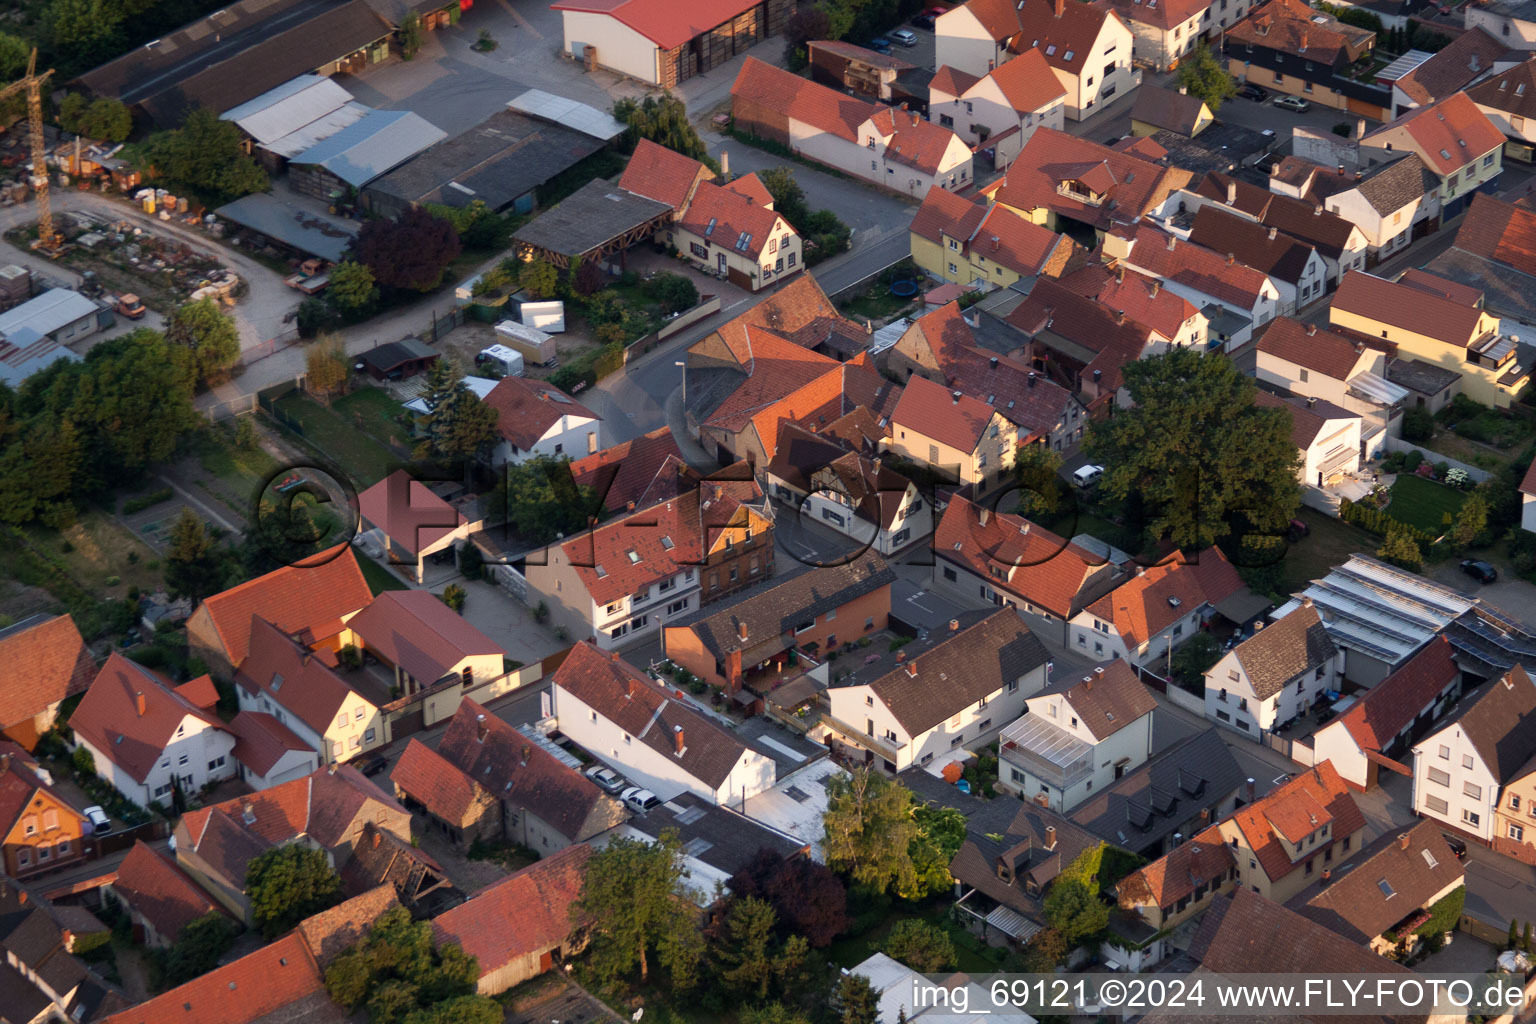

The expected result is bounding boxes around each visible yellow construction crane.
[0,49,58,253]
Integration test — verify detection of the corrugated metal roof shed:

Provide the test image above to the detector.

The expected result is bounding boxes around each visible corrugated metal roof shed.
[0,289,101,339]
[215,192,360,261]
[507,89,628,141]
[291,109,447,187]
[222,74,356,145]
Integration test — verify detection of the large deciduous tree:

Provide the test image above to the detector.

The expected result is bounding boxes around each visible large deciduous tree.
[164,508,228,603]
[324,906,493,1024]
[1084,348,1300,549]
[574,831,704,987]
[489,456,598,545]
[166,298,240,387]
[1176,43,1238,114]
[353,207,462,293]
[613,93,710,162]
[138,108,268,201]
[729,848,849,947]
[245,841,342,939]
[822,766,919,894]
[328,261,379,315]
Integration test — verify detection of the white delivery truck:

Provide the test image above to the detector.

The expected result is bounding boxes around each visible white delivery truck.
[493,319,559,366]
[475,343,525,378]
[520,300,566,333]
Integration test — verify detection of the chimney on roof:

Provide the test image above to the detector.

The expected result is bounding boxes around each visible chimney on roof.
[1046,825,1057,849]
[1303,595,1314,608]
[1093,368,1102,383]
[610,650,620,663]
[626,681,635,700]
[738,620,748,642]
[1321,867,1331,885]
[1084,675,1093,691]
[1173,832,1183,845]
[1166,234,1177,251]
[906,661,918,678]
[1307,396,1316,408]
[988,59,995,71]
[627,500,636,511]
[1227,181,1237,205]
[674,725,685,756]
[1178,84,1187,95]
[952,390,961,404]
[520,743,530,765]
[135,692,146,718]
[949,618,960,633]
[1254,620,1264,631]
[1226,253,1235,265]
[1247,777,1256,801]
[990,356,999,369]
[1267,226,1278,240]
[897,650,907,662]
[1115,267,1125,284]
[1200,807,1211,820]
[1054,0,1065,16]
[328,763,337,775]
[979,507,990,526]
[0,754,9,776]
[1398,832,1411,850]
[476,714,488,743]
[1300,30,1308,50]
[1028,371,1037,387]
[1338,164,1345,175]
[1116,310,1126,325]
[865,318,873,335]
[1314,203,1323,216]
[1356,118,1366,140]
[1306,323,1316,336]
[1135,565,1145,576]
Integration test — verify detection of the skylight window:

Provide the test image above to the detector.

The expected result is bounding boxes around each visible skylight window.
[1519,83,1528,96]
[1046,44,1057,55]
[627,550,641,564]
[1440,148,1451,159]
[661,535,675,550]
[1377,879,1396,898]
[1422,849,1439,869]
[595,565,608,578]
[1064,49,1075,60]
[704,217,717,236]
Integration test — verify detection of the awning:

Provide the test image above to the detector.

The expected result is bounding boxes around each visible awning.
[985,905,1043,941]
[1348,370,1410,406]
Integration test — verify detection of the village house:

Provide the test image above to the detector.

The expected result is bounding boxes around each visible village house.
[1360,92,1507,221]
[396,699,625,854]
[731,58,974,194]
[1068,549,1254,671]
[99,932,332,1024]
[1224,0,1387,119]
[931,495,1121,646]
[184,544,373,680]
[1187,172,1370,286]
[1129,86,1213,137]
[825,609,1050,772]
[663,555,897,694]
[1116,824,1234,931]
[1005,275,1168,406]
[1289,821,1465,952]
[1216,761,1367,903]
[998,660,1158,810]
[552,642,777,803]
[1274,153,1441,264]
[567,426,688,516]
[1423,192,1536,328]
[1203,601,1342,738]
[225,710,320,791]
[1468,59,1536,163]
[0,613,96,750]
[886,373,1023,496]
[1185,204,1330,314]
[1466,0,1536,51]
[235,617,387,765]
[934,0,1137,120]
[0,879,122,1022]
[341,588,506,697]
[808,40,927,107]
[552,0,791,88]
[1253,390,1364,485]
[1059,262,1210,348]
[1329,269,1533,408]
[908,186,1084,290]
[107,841,229,949]
[482,375,603,465]
[1413,666,1536,844]
[1103,0,1241,73]
[71,653,237,808]
[1107,225,1282,348]
[1389,28,1510,116]
[1312,636,1463,790]
[0,741,91,879]
[356,470,474,586]
[1254,317,1396,413]
[928,49,1068,168]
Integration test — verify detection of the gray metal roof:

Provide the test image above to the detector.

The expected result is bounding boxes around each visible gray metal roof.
[215,192,359,261]
[221,74,355,143]
[0,327,81,387]
[292,109,447,187]
[507,90,627,141]
[0,289,101,340]
[512,179,672,260]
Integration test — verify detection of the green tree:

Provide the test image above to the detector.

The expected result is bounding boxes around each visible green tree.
[713,896,783,1000]
[353,207,462,293]
[413,360,498,463]
[137,108,267,201]
[575,831,704,987]
[164,508,227,603]
[234,416,258,450]
[1013,927,1069,972]
[440,583,466,613]
[1169,631,1221,691]
[166,298,241,387]
[906,804,967,899]
[0,417,80,526]
[63,96,132,142]
[61,328,199,485]
[0,33,29,81]
[823,766,919,894]
[883,919,956,972]
[72,745,94,778]
[836,973,879,1024]
[1401,407,1434,443]
[1376,524,1422,571]
[490,456,597,545]
[742,1005,812,1024]
[305,334,350,398]
[1042,878,1110,945]
[1085,349,1300,549]
[1452,490,1489,547]
[48,0,125,67]
[1015,442,1064,518]
[400,12,424,58]
[245,843,343,939]
[329,261,379,314]
[642,272,699,314]
[158,912,240,985]
[758,167,811,227]
[613,93,712,163]
[1175,42,1238,114]
[325,906,492,1023]
[516,257,559,300]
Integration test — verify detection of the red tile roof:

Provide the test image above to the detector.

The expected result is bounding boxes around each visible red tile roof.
[678,179,788,259]
[724,172,774,207]
[971,204,1070,278]
[730,57,875,142]
[1256,317,1372,380]
[432,844,590,972]
[344,589,504,687]
[994,128,1189,231]
[1060,263,1201,342]
[111,841,226,942]
[617,138,712,214]
[1366,91,1507,176]
[930,64,982,98]
[296,884,398,967]
[807,39,917,71]
[1085,550,1243,648]
[1393,28,1507,106]
[227,711,314,777]
[1008,276,1156,391]
[174,675,220,711]
[552,642,752,788]
[1454,192,1536,274]
[1227,0,1375,66]
[746,363,846,459]
[482,376,600,451]
[1338,636,1460,752]
[695,272,841,366]
[1331,269,1486,346]
[194,545,372,668]
[237,617,361,735]
[569,427,688,514]
[1397,266,1486,307]
[948,0,1125,75]
[551,0,768,50]
[357,470,466,558]
[0,614,95,731]
[987,46,1068,112]
[1103,0,1213,31]
[391,738,481,825]
[1123,225,1275,309]
[702,327,841,432]
[891,372,997,452]
[1228,761,1365,883]
[867,106,966,176]
[909,184,988,247]
[100,932,332,1024]
[1118,825,1232,908]
[72,653,229,783]
[935,495,1107,618]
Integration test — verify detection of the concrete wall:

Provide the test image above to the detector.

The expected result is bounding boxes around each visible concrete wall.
[560,10,658,83]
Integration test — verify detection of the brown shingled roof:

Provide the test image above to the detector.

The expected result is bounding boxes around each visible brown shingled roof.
[1332,269,1486,346]
[1454,191,1536,273]
[569,427,689,514]
[110,841,227,944]
[1257,317,1372,381]
[910,183,987,247]
[482,375,601,451]
[1225,603,1338,700]
[431,843,590,974]
[1338,637,1459,752]
[1394,27,1508,106]
[1118,824,1231,909]
[0,614,95,735]
[934,495,1107,619]
[344,589,505,688]
[1432,665,1536,784]
[993,128,1190,232]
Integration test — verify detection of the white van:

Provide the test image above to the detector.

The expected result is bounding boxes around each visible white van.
[1073,464,1105,488]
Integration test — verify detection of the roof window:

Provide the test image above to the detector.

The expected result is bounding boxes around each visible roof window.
[704,217,717,237]
[1046,44,1057,55]
[1440,148,1451,159]
[661,535,675,550]
[1377,879,1395,898]
[1064,49,1075,60]
[627,550,641,564]
[595,565,608,578]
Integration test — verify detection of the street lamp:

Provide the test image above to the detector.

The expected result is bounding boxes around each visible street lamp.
[675,360,687,407]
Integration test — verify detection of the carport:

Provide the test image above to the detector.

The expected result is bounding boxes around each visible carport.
[511,179,672,270]
[358,337,438,381]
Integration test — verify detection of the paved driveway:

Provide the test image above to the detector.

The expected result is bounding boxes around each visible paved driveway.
[440,577,565,668]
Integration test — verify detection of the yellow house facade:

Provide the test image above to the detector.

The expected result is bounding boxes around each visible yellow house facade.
[885,374,1020,496]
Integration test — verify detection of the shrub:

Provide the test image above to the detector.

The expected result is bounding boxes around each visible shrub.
[1401,407,1434,443]
[441,583,466,612]
[643,272,699,314]
[123,488,174,514]
[72,746,95,778]
[1403,449,1424,473]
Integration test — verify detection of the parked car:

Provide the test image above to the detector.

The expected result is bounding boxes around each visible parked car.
[1274,95,1311,112]
[1285,518,1310,542]
[585,765,626,794]
[1238,83,1267,102]
[1461,559,1498,584]
[359,755,390,777]
[867,36,894,52]
[83,806,110,836]
[1072,464,1105,488]
[890,28,918,45]
[114,293,146,320]
[621,786,660,813]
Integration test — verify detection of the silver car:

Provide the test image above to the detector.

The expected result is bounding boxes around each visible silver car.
[621,786,660,813]
[585,764,626,794]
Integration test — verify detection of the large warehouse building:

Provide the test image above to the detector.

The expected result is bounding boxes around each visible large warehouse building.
[552,0,791,87]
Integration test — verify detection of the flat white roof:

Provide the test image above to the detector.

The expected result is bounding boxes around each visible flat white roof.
[223,74,357,146]
[507,89,626,141]
[741,757,839,860]
[1280,553,1475,664]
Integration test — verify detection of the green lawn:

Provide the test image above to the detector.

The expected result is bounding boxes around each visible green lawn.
[333,388,416,452]
[1274,508,1379,594]
[190,426,282,493]
[825,899,1005,976]
[356,552,409,595]
[268,392,400,489]
[1388,474,1467,534]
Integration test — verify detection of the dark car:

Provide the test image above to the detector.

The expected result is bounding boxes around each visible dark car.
[359,755,390,777]
[867,36,893,53]
[1238,83,1267,101]
[1461,559,1498,584]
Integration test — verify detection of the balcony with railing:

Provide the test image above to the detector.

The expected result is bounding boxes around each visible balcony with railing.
[1000,714,1094,791]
